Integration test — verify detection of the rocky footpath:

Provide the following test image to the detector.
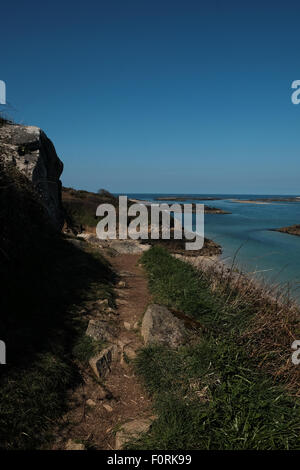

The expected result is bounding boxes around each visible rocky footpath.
[53,234,197,450]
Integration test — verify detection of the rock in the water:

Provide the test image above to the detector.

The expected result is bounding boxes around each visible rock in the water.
[115,417,155,450]
[141,304,187,348]
[0,124,64,229]
[65,439,85,450]
[89,345,118,379]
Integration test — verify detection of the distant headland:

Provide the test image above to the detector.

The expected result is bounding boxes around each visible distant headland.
[154,196,221,201]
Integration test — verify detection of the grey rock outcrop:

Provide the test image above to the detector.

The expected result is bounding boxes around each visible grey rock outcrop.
[115,417,155,450]
[0,124,64,229]
[109,240,151,254]
[141,304,188,348]
[89,344,118,379]
[86,319,117,342]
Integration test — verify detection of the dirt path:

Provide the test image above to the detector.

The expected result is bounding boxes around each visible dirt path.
[103,253,153,448]
[53,253,153,450]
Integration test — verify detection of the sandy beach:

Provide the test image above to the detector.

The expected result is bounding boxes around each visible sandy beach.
[230,199,270,205]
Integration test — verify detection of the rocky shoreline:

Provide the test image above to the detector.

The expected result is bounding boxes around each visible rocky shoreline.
[174,250,299,308]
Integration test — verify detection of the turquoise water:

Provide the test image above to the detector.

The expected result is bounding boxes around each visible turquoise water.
[127,194,300,298]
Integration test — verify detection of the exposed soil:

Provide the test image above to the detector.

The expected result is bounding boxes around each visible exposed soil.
[52,252,153,450]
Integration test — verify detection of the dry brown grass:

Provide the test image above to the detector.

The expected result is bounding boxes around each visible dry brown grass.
[179,254,300,396]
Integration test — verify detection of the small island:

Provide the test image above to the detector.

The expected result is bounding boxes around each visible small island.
[204,205,231,214]
[256,197,300,202]
[272,224,300,237]
[158,203,230,214]
[130,198,230,214]
[231,197,300,204]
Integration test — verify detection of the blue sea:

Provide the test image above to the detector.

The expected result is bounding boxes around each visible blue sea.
[126,194,300,299]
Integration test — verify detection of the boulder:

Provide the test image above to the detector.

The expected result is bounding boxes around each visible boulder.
[89,344,118,379]
[115,417,155,450]
[0,124,64,229]
[109,240,151,254]
[141,304,187,348]
[86,319,117,342]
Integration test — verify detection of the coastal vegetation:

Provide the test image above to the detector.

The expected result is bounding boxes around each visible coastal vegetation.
[62,186,119,232]
[128,246,300,450]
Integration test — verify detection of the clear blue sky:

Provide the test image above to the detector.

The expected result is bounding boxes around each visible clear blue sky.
[1,0,300,194]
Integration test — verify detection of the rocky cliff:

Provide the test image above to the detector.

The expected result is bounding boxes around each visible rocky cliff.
[0,123,64,229]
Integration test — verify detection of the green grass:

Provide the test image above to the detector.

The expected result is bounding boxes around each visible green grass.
[141,245,219,319]
[141,245,253,331]
[72,335,105,365]
[127,246,300,450]
[132,342,300,450]
[62,186,118,230]
[63,200,100,227]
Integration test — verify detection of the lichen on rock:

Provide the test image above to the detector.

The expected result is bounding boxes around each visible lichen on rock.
[141,304,188,348]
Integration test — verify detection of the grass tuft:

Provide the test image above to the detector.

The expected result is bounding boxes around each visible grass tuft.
[72,336,104,365]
